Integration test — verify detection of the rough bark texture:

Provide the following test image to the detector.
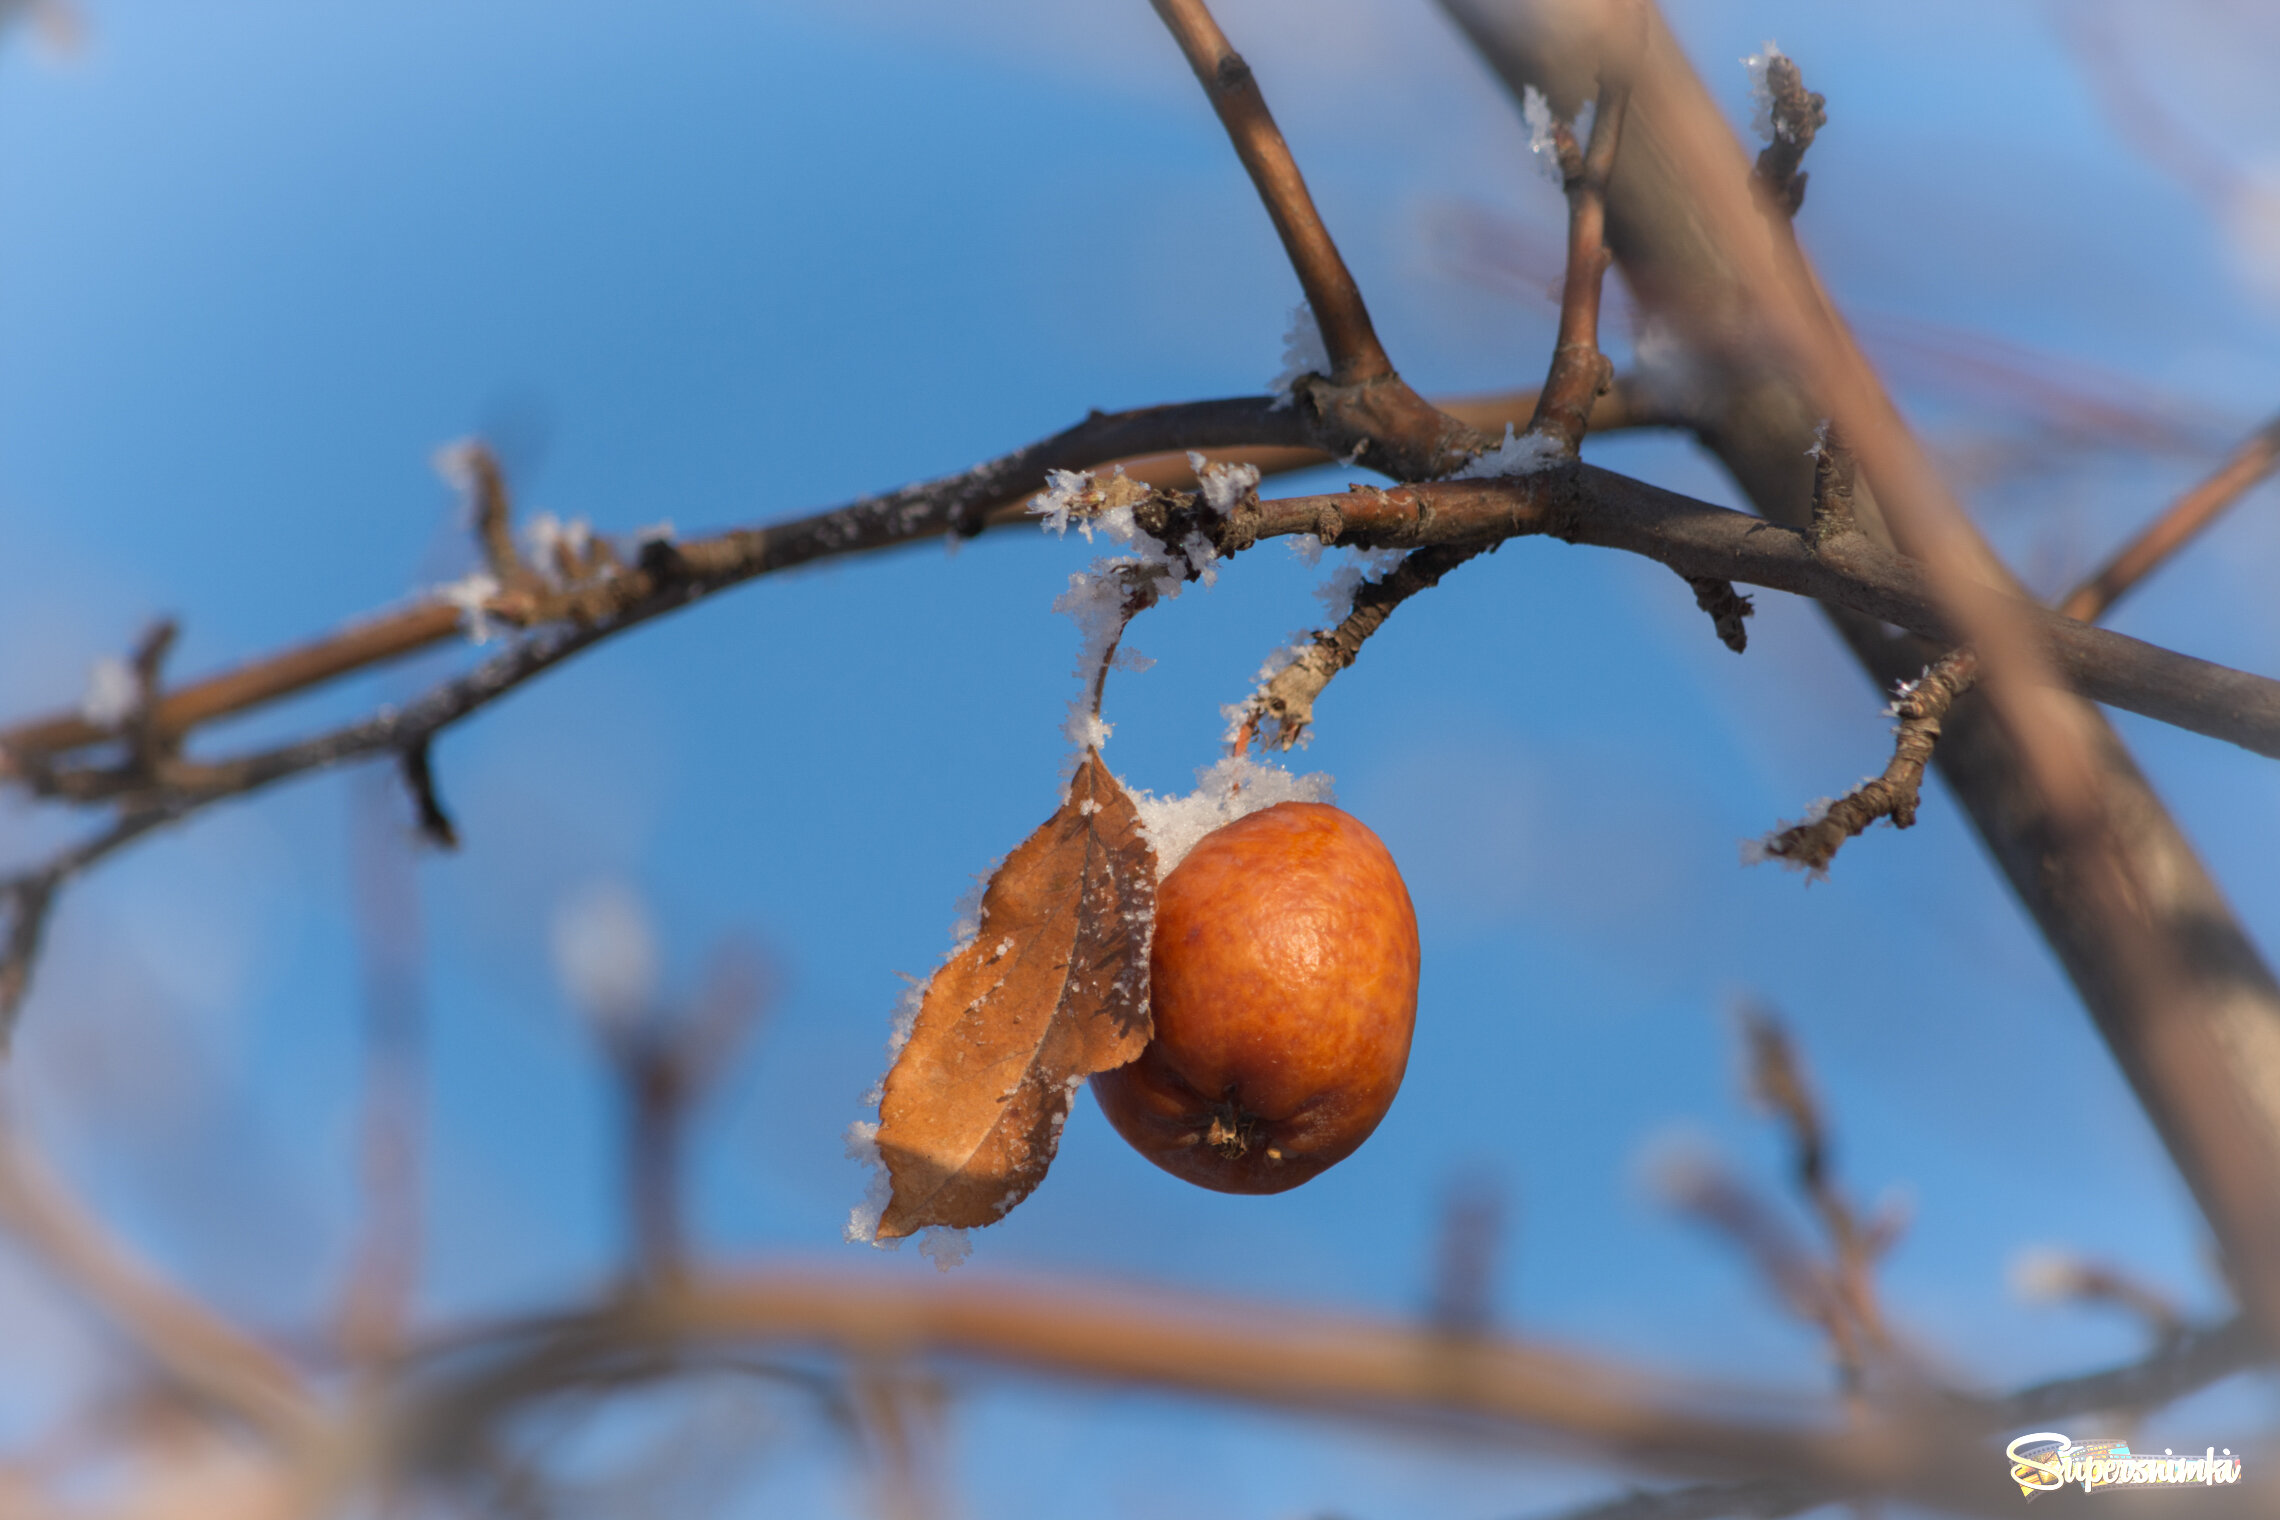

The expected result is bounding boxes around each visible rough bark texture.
[1441,0,2280,1331]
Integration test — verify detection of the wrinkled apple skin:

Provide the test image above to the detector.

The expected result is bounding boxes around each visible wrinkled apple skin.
[1092,801,1419,1193]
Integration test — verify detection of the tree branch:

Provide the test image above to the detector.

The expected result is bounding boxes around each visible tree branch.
[0,1131,320,1447]
[2058,410,2280,624]
[1753,646,1979,874]
[1146,0,1389,384]
[1443,0,2280,1354]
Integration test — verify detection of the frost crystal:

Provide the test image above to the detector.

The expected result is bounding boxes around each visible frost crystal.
[436,571,504,644]
[2007,1247,2081,1302]
[1186,453,1261,516]
[1521,88,1592,184]
[1744,41,1786,143]
[1522,86,1561,183]
[1454,423,1564,479]
[79,656,137,728]
[632,520,676,548]
[431,437,484,501]
[1267,303,1331,409]
[1032,469,1219,758]
[1127,756,1336,879]
[1805,417,1831,462]
[522,510,594,581]
[1311,546,1408,624]
[550,880,659,1031]
[1029,469,1093,538]
[843,1119,893,1247]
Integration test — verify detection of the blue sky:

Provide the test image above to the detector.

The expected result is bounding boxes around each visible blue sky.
[2,1,2279,1514]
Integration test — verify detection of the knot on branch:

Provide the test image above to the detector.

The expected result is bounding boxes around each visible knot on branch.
[1752,53,1826,218]
[1685,577,1754,653]
[1298,373,1492,483]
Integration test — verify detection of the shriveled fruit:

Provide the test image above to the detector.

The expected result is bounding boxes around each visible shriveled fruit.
[1091,801,1419,1194]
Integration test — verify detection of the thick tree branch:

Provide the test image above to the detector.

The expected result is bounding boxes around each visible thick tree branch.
[10,461,2280,1033]
[1442,0,2280,1353]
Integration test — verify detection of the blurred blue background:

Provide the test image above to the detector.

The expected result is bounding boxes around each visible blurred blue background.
[2,0,2278,1513]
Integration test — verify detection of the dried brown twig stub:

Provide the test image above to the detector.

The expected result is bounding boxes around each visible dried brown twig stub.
[1751,51,1826,217]
[1751,646,1980,875]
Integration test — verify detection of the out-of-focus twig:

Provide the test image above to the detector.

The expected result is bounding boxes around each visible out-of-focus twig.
[1522,1476,1828,1520]
[599,943,769,1283]
[2058,411,2280,624]
[2012,1248,2188,1349]
[1737,1011,1895,1382]
[1428,1173,1506,1336]
[0,807,176,1045]
[0,1129,320,1447]
[338,771,430,1369]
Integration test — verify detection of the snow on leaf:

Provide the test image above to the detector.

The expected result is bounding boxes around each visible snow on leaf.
[871,752,1157,1239]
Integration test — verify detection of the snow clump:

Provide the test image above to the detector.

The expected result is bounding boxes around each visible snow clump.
[1743,41,1786,143]
[1453,423,1564,479]
[79,656,137,728]
[1128,755,1336,880]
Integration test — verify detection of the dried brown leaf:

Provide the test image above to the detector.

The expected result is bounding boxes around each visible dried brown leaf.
[876,752,1156,1238]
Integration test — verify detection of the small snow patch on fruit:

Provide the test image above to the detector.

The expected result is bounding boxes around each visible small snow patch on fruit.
[1126,756,1335,879]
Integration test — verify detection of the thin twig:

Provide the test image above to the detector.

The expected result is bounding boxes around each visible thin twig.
[0,808,178,1043]
[2058,411,2280,624]
[1147,0,1389,384]
[1753,647,1980,874]
[398,740,459,850]
[1528,60,1632,455]
[0,397,1313,769]
[2013,1249,2189,1349]
[1736,1010,1895,1391]
[1235,542,1487,750]
[339,770,430,1369]
[1521,1477,1828,1520]
[1234,54,1637,749]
